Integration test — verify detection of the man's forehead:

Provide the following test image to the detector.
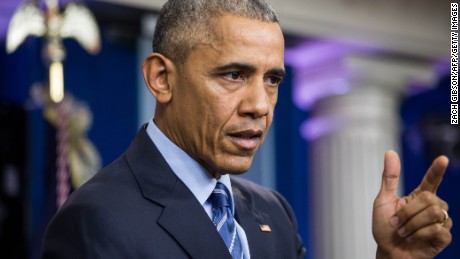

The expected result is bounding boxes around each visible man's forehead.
[204,15,284,50]
[183,14,284,70]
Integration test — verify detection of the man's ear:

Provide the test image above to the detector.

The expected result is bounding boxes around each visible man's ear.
[142,53,175,103]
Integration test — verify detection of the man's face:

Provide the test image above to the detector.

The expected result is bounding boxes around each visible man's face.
[165,15,285,178]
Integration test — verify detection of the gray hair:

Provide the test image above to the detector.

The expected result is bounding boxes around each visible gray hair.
[152,0,279,64]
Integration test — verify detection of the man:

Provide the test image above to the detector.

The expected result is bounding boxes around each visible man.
[41,0,452,258]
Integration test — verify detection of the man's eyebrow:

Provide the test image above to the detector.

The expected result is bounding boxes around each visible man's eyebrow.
[267,68,286,78]
[209,62,286,78]
[209,62,256,73]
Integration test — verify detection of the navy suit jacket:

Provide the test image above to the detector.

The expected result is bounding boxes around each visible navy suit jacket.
[41,128,306,258]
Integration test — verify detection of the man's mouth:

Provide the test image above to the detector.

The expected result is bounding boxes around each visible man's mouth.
[228,130,263,150]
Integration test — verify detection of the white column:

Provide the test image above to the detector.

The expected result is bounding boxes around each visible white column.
[297,55,436,259]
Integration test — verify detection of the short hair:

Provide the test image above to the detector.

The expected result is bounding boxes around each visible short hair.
[152,0,279,64]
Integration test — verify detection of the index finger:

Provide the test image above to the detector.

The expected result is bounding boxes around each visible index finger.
[418,156,449,193]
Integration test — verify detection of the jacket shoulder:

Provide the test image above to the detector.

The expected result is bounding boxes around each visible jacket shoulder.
[231,176,289,209]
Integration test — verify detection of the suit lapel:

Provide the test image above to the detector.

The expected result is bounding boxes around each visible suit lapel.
[158,182,231,259]
[125,127,231,259]
[232,182,273,258]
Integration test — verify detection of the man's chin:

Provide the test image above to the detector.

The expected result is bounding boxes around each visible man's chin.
[204,157,254,178]
[223,163,256,177]
[219,168,250,176]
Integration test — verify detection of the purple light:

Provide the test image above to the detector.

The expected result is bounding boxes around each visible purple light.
[405,58,448,96]
[300,116,343,140]
[0,0,22,41]
[285,40,375,70]
[0,18,9,40]
[285,40,376,110]
[434,58,450,78]
[293,75,351,110]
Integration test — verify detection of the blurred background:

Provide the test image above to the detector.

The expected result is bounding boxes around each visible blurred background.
[0,0,458,258]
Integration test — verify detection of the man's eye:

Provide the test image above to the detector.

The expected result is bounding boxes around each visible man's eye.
[224,72,243,81]
[265,76,282,86]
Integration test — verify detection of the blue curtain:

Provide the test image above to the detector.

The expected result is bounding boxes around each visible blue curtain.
[274,66,311,254]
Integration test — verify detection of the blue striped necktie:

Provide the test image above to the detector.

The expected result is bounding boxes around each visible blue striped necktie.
[209,182,243,259]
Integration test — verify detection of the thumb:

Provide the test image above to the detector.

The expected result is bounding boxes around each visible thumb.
[378,150,401,198]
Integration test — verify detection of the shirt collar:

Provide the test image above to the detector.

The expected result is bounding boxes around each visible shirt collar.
[145,120,234,209]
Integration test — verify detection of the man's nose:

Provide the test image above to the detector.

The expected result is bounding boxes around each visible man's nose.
[238,79,271,119]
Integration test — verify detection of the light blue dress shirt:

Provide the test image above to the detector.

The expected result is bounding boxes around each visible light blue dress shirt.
[146,120,250,258]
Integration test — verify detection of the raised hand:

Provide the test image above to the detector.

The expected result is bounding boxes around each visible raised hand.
[373,150,452,259]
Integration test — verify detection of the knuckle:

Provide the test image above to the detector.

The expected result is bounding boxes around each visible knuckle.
[440,228,452,246]
[432,222,444,233]
[429,205,443,220]
[419,191,435,204]
[446,218,453,230]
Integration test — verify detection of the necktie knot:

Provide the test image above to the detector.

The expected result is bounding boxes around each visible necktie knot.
[210,182,231,209]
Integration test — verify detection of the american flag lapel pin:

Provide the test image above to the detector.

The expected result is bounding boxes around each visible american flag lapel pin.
[259,224,271,232]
